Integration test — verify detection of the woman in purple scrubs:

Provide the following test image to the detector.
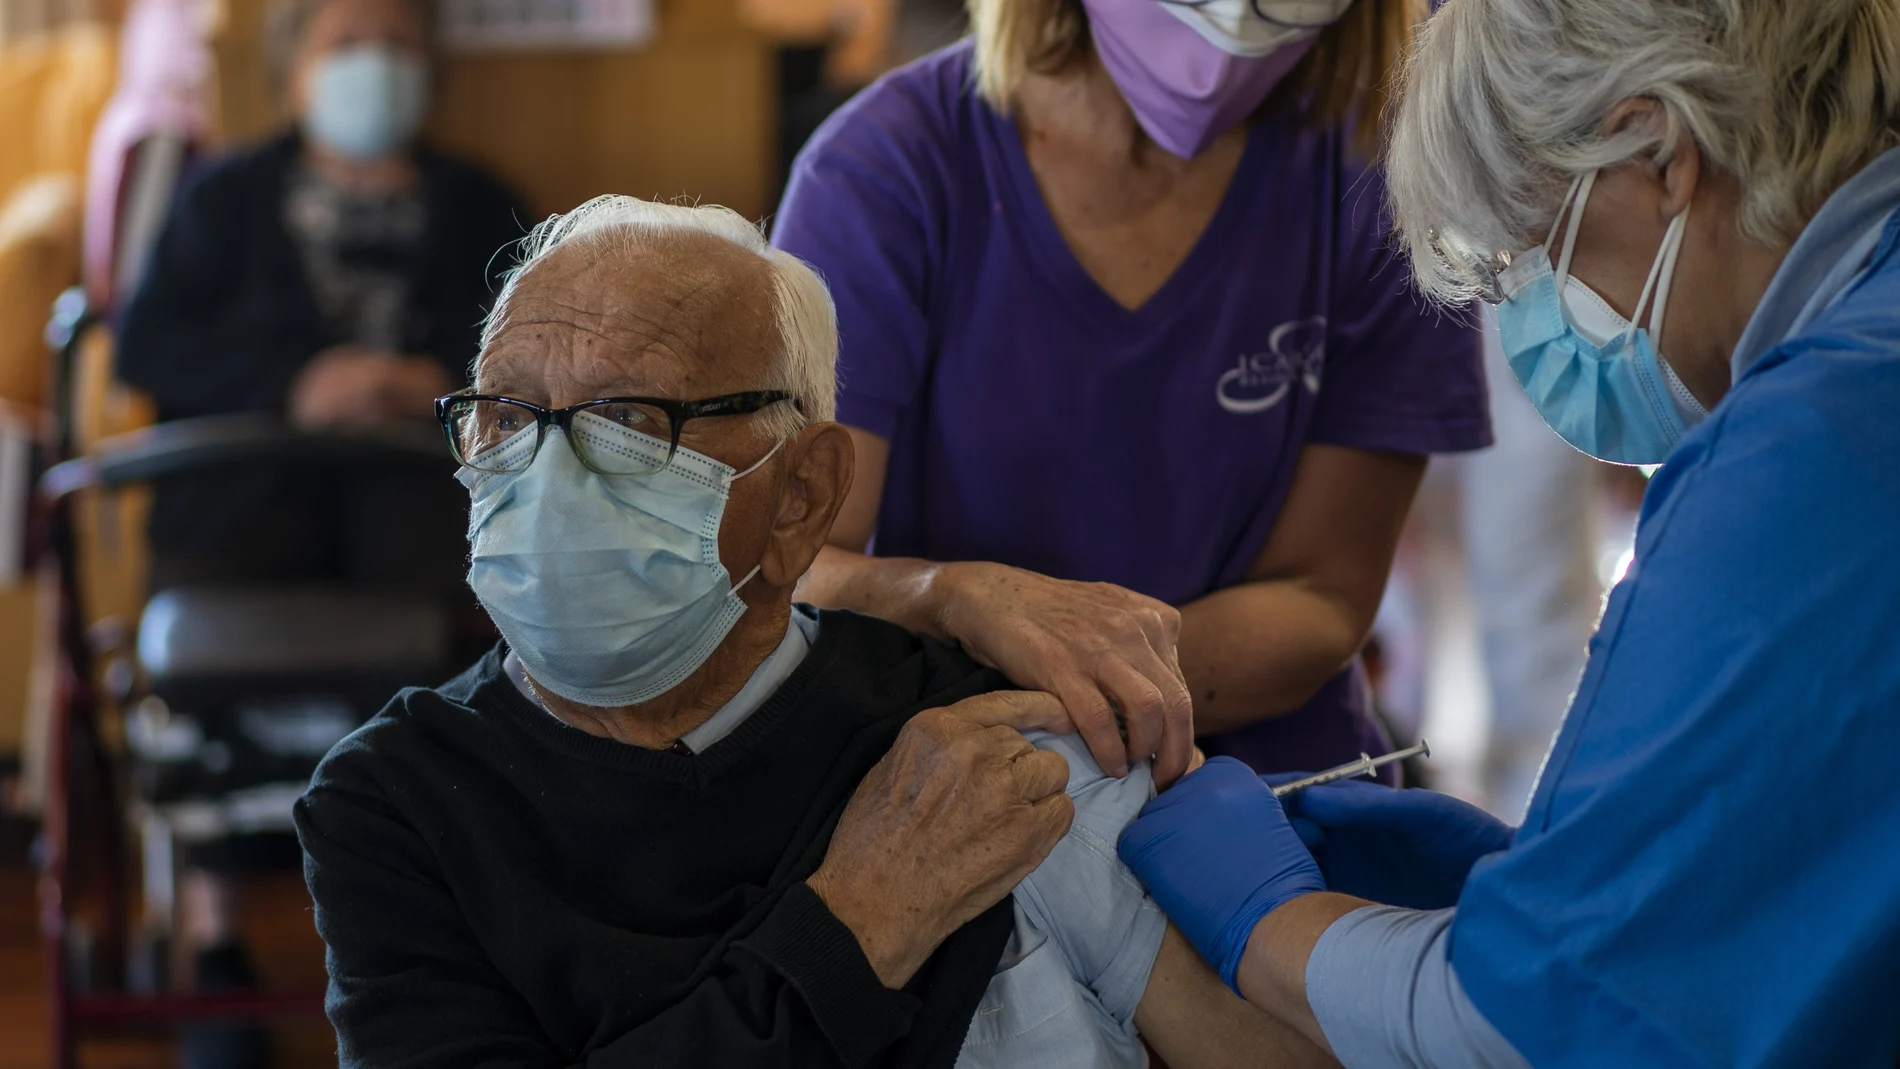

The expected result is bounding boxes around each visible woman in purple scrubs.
[774,0,1489,786]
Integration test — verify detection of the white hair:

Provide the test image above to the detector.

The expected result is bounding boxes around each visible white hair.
[1387,0,1900,305]
[480,196,838,441]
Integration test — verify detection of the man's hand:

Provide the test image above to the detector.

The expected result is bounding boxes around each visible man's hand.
[290,346,452,430]
[807,692,1075,989]
[934,561,1195,785]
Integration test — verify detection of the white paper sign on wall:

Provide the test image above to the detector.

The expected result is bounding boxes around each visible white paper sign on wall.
[439,0,656,52]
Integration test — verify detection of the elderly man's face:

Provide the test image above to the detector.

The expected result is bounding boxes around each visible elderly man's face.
[475,232,799,584]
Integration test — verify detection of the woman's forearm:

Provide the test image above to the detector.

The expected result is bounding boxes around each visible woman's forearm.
[796,545,957,641]
[800,548,1196,780]
[1136,925,1342,1069]
[1179,580,1368,735]
[1234,893,1367,1055]
[806,547,1369,737]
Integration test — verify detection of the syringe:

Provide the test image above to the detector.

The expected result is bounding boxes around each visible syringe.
[1269,740,1431,798]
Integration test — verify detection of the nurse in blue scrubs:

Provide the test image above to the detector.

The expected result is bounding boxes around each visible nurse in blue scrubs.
[1108,2,1900,1067]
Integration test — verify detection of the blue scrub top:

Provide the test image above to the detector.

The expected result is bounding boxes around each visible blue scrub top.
[1450,204,1900,1065]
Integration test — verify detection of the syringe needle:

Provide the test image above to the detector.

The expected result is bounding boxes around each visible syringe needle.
[1270,739,1432,799]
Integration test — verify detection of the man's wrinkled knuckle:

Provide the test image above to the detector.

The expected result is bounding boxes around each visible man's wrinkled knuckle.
[950,735,995,771]
[1041,795,1077,840]
[977,722,1026,752]
[996,689,1038,713]
[1027,750,1069,788]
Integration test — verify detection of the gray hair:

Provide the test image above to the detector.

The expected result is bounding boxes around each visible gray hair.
[1387,0,1900,305]
[480,196,839,442]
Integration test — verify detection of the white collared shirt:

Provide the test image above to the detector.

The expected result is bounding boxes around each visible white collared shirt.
[503,609,819,754]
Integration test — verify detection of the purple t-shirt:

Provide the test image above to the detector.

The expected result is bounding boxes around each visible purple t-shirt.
[774,43,1490,776]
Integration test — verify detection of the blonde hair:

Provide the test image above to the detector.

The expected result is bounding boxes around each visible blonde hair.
[967,0,1427,157]
[479,197,838,441]
[1387,0,1900,305]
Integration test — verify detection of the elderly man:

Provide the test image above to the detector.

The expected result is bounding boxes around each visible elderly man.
[295,196,1330,1068]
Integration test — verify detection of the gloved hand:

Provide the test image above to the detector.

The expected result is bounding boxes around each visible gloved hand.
[1263,774,1516,911]
[1117,758,1325,991]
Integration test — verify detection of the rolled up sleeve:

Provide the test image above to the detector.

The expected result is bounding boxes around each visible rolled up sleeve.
[1010,732,1168,1024]
[957,732,1168,1069]
[1307,906,1531,1069]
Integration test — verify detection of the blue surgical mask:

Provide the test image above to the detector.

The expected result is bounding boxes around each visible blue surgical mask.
[303,44,429,162]
[459,412,783,708]
[1495,171,1708,465]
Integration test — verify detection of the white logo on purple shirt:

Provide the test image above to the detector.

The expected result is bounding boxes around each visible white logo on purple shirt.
[1215,317,1329,415]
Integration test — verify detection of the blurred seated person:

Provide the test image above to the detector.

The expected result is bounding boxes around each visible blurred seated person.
[113,0,522,1062]
[120,0,524,590]
[295,197,1329,1069]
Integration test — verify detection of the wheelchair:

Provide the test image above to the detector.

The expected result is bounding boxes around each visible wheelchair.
[36,292,466,1065]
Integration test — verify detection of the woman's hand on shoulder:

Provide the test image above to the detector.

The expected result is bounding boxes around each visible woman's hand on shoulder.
[935,562,1195,785]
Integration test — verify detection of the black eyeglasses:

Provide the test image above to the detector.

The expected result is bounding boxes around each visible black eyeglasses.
[436,390,795,476]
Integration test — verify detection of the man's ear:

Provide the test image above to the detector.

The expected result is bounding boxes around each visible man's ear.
[758,422,856,589]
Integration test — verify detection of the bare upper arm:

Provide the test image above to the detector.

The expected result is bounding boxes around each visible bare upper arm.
[1243,443,1428,635]
[827,424,890,552]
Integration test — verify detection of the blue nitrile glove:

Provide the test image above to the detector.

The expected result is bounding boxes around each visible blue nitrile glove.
[1117,758,1326,991]
[1262,774,1516,911]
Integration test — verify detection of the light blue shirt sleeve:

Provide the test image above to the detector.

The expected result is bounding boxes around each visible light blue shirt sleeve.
[956,731,1168,1069]
[1307,906,1531,1069]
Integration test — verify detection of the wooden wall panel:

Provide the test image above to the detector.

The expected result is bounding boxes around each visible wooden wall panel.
[211,0,775,220]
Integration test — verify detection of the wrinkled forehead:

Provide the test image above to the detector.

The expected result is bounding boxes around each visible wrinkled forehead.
[476,230,780,403]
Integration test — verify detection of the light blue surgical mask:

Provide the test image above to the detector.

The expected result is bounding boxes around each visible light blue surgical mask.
[303,44,429,162]
[1495,171,1707,466]
[459,412,783,709]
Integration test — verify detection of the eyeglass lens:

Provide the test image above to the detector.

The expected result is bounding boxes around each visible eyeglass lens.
[446,399,679,475]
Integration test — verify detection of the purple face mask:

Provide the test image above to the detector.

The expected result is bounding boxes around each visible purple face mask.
[1083,0,1323,159]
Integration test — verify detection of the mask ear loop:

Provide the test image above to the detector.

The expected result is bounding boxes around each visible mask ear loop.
[1624,203,1691,350]
[1549,171,1595,288]
[726,435,791,599]
[730,564,764,596]
[731,435,788,480]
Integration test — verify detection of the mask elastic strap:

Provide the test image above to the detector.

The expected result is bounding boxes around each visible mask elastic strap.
[731,436,788,481]
[724,434,793,600]
[1550,172,1595,286]
[730,563,763,597]
[1646,203,1690,345]
[726,438,785,601]
[1627,202,1691,346]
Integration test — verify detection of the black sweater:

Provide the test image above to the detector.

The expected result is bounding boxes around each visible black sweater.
[294,611,1016,1069]
[118,131,526,421]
